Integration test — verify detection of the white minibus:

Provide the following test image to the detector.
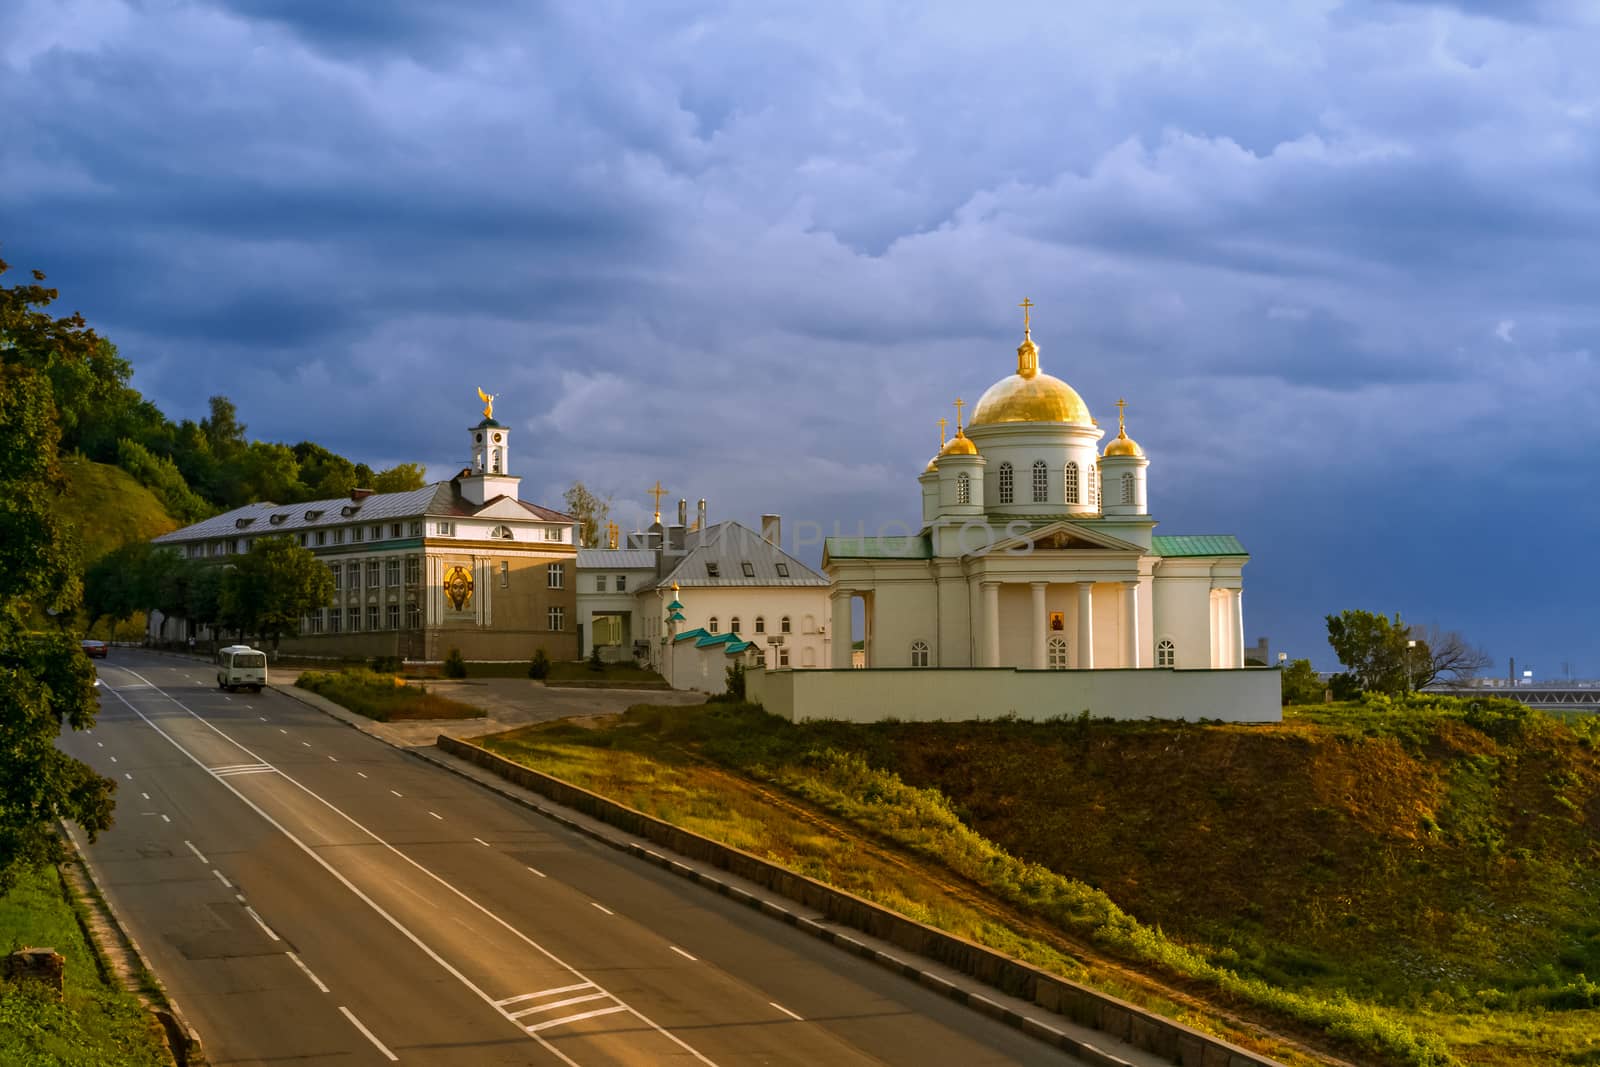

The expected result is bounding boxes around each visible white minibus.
[216,645,268,692]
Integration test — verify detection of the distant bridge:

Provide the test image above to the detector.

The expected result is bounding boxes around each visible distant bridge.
[1433,683,1600,711]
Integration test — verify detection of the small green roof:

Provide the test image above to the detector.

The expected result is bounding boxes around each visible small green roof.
[668,611,685,622]
[475,417,505,429]
[1151,534,1248,558]
[673,628,708,643]
[824,534,932,561]
[666,599,684,611]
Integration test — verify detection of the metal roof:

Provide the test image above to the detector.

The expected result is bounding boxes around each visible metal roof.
[577,549,658,569]
[659,521,829,588]
[152,482,572,544]
[823,534,933,561]
[1151,534,1248,558]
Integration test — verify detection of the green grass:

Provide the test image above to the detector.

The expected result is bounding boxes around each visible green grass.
[0,866,168,1067]
[544,661,665,684]
[56,457,178,566]
[296,669,484,721]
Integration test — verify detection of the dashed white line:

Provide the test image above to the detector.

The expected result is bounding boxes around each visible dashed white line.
[429,811,443,820]
[473,837,491,847]
[390,789,403,798]
[140,792,150,800]
[184,840,209,864]
[769,1001,803,1022]
[339,1005,397,1062]
[526,865,546,878]
[259,716,267,721]
[245,905,280,941]
[160,814,171,823]
[109,756,118,763]
[301,741,311,748]
[278,728,288,735]
[123,772,132,780]
[590,902,614,916]
[96,741,103,748]
[670,946,698,961]
[328,755,338,762]
[357,772,368,779]
[287,951,329,993]
[212,869,232,888]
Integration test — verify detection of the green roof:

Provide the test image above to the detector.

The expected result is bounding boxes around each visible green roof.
[824,534,932,561]
[1151,534,1248,558]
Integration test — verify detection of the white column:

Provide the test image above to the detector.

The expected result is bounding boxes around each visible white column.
[1209,589,1221,668]
[831,590,853,668]
[1075,581,1094,670]
[982,581,1001,667]
[1030,582,1048,670]
[1121,580,1140,668]
[1231,588,1245,669]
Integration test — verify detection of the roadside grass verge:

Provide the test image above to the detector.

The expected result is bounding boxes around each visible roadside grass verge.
[296,669,483,721]
[0,865,169,1067]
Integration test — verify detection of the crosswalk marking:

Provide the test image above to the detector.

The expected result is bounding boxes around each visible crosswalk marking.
[510,992,609,1019]
[526,1005,628,1033]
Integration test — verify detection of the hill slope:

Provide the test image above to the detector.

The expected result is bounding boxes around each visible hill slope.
[57,455,178,565]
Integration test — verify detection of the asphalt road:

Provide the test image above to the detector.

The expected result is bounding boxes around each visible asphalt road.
[63,651,1090,1066]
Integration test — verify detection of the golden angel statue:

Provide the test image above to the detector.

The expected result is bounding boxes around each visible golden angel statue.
[476,387,498,420]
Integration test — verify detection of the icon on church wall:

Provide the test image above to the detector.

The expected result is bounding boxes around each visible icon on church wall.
[443,565,475,612]
[1049,611,1065,631]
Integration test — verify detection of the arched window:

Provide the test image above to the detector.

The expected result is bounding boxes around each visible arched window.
[1065,462,1080,504]
[1087,465,1098,509]
[910,641,930,667]
[730,616,741,634]
[1032,459,1048,503]
[1157,639,1175,667]
[490,452,501,473]
[1048,637,1068,669]
[956,472,971,505]
[780,615,791,634]
[998,462,1014,504]
[755,616,766,634]
[1122,472,1135,505]
[709,616,719,634]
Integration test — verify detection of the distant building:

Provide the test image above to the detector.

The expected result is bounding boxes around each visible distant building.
[148,395,578,663]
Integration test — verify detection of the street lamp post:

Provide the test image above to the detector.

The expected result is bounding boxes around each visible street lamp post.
[1406,639,1417,693]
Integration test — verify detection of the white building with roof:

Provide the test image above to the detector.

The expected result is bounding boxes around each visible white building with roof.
[746,305,1279,723]
[577,501,831,690]
[148,397,579,663]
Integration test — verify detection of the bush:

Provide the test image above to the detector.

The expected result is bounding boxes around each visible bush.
[370,655,401,673]
[443,647,467,678]
[528,648,550,680]
[588,644,605,672]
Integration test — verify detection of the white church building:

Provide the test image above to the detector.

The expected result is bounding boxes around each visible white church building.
[746,305,1279,724]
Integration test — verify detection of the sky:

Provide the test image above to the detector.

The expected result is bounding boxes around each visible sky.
[4,0,1599,675]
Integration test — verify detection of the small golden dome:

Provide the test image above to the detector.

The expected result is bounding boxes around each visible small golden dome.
[939,432,979,457]
[969,327,1094,427]
[1103,430,1143,458]
[923,455,940,473]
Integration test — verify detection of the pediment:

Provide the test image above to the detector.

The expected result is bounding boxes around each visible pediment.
[473,496,534,519]
[978,520,1145,557]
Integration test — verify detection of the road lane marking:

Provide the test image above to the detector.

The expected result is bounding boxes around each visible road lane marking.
[160,814,170,823]
[339,1006,398,1062]
[245,906,280,941]
[109,756,117,763]
[770,1001,803,1021]
[96,741,103,748]
[357,772,368,778]
[259,716,267,721]
[511,991,609,1018]
[222,695,231,701]
[213,869,231,888]
[140,792,150,800]
[671,946,697,961]
[473,837,490,847]
[104,668,718,1067]
[526,865,546,878]
[527,1005,628,1033]
[124,773,133,780]
[184,840,209,864]
[301,741,311,747]
[390,789,403,798]
[429,811,443,820]
[590,902,613,916]
[287,951,329,993]
[278,729,288,734]
[214,764,275,778]
[328,755,337,762]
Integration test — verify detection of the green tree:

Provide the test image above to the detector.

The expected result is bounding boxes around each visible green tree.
[1279,658,1324,706]
[1325,610,1410,695]
[186,565,226,647]
[82,542,150,637]
[229,440,303,506]
[292,441,359,499]
[371,463,426,494]
[0,255,116,887]
[116,438,211,522]
[563,482,612,548]
[222,536,335,654]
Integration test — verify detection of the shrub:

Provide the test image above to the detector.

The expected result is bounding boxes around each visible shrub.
[528,648,550,680]
[443,647,467,678]
[370,655,401,673]
[588,644,605,672]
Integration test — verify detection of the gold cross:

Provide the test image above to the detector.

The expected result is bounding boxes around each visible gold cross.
[1116,397,1127,432]
[647,480,668,521]
[937,416,947,447]
[1018,297,1034,332]
[953,397,966,433]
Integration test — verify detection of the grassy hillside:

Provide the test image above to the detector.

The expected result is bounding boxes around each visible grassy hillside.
[482,697,1600,1066]
[57,455,178,565]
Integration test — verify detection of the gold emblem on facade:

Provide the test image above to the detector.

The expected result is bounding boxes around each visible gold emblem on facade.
[444,565,475,612]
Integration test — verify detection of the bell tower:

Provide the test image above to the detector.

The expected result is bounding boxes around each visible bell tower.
[460,388,522,506]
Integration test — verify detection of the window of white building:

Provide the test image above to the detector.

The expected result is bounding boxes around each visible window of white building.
[910,640,930,667]
[1048,637,1068,669]
[491,525,513,540]
[998,462,1013,504]
[595,575,607,592]
[956,472,971,505]
[385,558,400,587]
[754,616,766,634]
[780,615,791,633]
[1032,459,1048,503]
[1157,639,1175,667]
[778,647,790,667]
[709,617,719,634]
[730,616,741,634]
[1065,462,1079,504]
[1122,472,1135,505]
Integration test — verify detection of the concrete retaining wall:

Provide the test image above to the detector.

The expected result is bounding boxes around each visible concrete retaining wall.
[438,735,1281,1067]
[746,665,1282,724]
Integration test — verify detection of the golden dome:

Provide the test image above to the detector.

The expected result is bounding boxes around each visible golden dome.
[923,455,940,473]
[969,329,1094,427]
[1101,398,1143,458]
[939,431,979,457]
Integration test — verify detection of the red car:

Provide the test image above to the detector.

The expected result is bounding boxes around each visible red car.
[80,639,109,659]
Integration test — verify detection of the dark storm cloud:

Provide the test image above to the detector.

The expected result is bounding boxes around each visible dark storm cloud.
[5,0,1600,671]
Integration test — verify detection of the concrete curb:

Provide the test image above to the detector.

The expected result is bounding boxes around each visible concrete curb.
[57,823,206,1066]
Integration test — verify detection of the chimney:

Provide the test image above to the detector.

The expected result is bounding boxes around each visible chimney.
[697,498,707,530]
[677,498,688,526]
[761,514,781,546]
[350,488,375,501]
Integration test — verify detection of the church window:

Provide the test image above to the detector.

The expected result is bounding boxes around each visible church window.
[730,616,741,634]
[595,575,607,592]
[386,558,401,587]
[615,575,626,592]
[367,605,380,631]
[998,462,1014,504]
[406,602,421,629]
[490,452,500,473]
[781,615,791,634]
[802,648,816,667]
[1065,463,1079,504]
[775,562,789,578]
[1157,639,1175,667]
[548,606,565,631]
[910,641,930,667]
[1048,637,1068,669]
[1032,460,1048,503]
[1122,472,1135,505]
[547,563,565,589]
[386,603,400,629]
[741,561,755,577]
[956,472,971,505]
[778,647,790,667]
[755,616,766,634]
[709,617,719,634]
[405,556,420,585]
[500,561,509,588]
[1087,465,1098,509]
[706,562,720,578]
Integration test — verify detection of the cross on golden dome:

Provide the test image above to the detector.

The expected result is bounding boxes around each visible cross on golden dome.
[1116,397,1127,432]
[647,480,668,523]
[937,416,947,447]
[953,397,966,433]
[1018,297,1034,333]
